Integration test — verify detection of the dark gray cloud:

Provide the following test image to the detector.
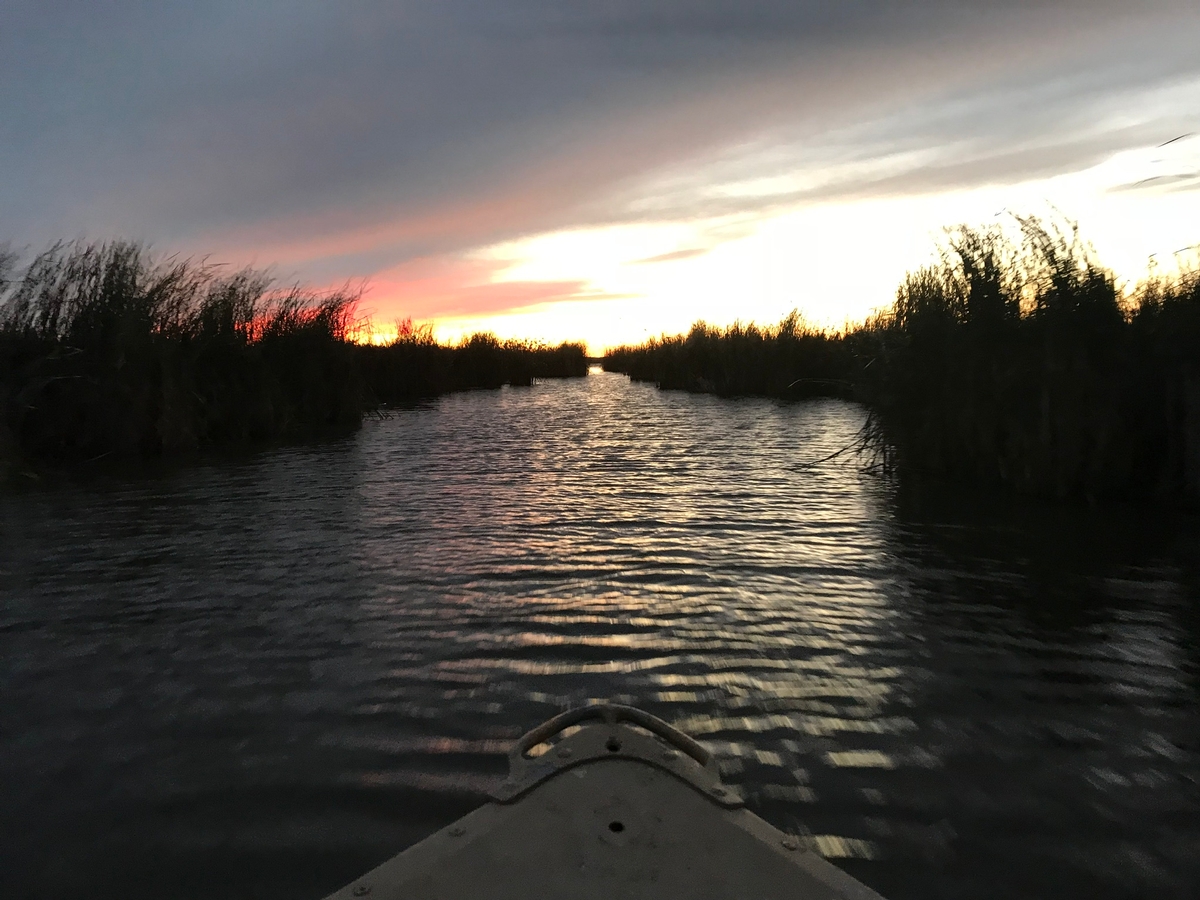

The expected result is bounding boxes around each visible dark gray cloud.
[2,1,1198,281]
[597,67,1200,228]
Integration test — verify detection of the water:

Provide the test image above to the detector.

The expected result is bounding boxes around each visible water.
[2,371,1198,900]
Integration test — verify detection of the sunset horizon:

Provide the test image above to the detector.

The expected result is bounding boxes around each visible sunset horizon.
[5,3,1198,355]
[5,7,1200,900]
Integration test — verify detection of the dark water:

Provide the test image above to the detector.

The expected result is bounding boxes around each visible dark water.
[2,372,1198,900]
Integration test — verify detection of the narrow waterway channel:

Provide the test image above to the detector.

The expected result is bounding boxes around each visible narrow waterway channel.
[2,371,1198,900]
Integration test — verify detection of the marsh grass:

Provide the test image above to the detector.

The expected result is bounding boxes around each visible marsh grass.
[0,241,587,464]
[358,329,587,404]
[605,217,1200,507]
[0,241,361,462]
[869,218,1200,504]
[604,311,859,399]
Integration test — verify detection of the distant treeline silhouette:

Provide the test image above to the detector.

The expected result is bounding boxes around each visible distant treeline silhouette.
[0,241,585,464]
[604,217,1200,507]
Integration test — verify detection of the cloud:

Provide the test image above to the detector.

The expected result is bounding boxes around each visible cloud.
[598,67,1200,227]
[632,248,710,265]
[1109,173,1200,193]
[362,255,617,321]
[1103,132,1200,194]
[3,1,1199,316]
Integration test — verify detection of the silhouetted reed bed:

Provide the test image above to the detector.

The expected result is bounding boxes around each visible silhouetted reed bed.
[358,327,588,404]
[0,242,586,465]
[605,218,1200,507]
[603,311,861,399]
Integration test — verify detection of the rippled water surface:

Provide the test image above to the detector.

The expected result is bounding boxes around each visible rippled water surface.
[2,372,1199,899]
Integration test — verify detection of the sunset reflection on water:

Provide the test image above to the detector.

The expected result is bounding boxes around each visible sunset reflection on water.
[1,372,1197,900]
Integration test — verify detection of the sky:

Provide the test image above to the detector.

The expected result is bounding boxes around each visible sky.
[3,2,1199,352]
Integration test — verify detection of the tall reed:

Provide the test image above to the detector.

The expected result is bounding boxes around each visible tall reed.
[0,241,360,461]
[357,329,588,404]
[604,311,857,399]
[604,217,1200,507]
[866,218,1200,504]
[0,241,589,465]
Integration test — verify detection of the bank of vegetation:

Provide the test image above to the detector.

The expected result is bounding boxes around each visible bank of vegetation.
[0,241,586,465]
[604,217,1200,507]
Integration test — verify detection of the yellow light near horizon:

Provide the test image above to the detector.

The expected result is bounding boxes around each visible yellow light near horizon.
[362,136,1199,355]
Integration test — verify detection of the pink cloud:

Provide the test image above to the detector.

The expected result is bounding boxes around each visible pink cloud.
[356,254,598,322]
[200,190,552,272]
